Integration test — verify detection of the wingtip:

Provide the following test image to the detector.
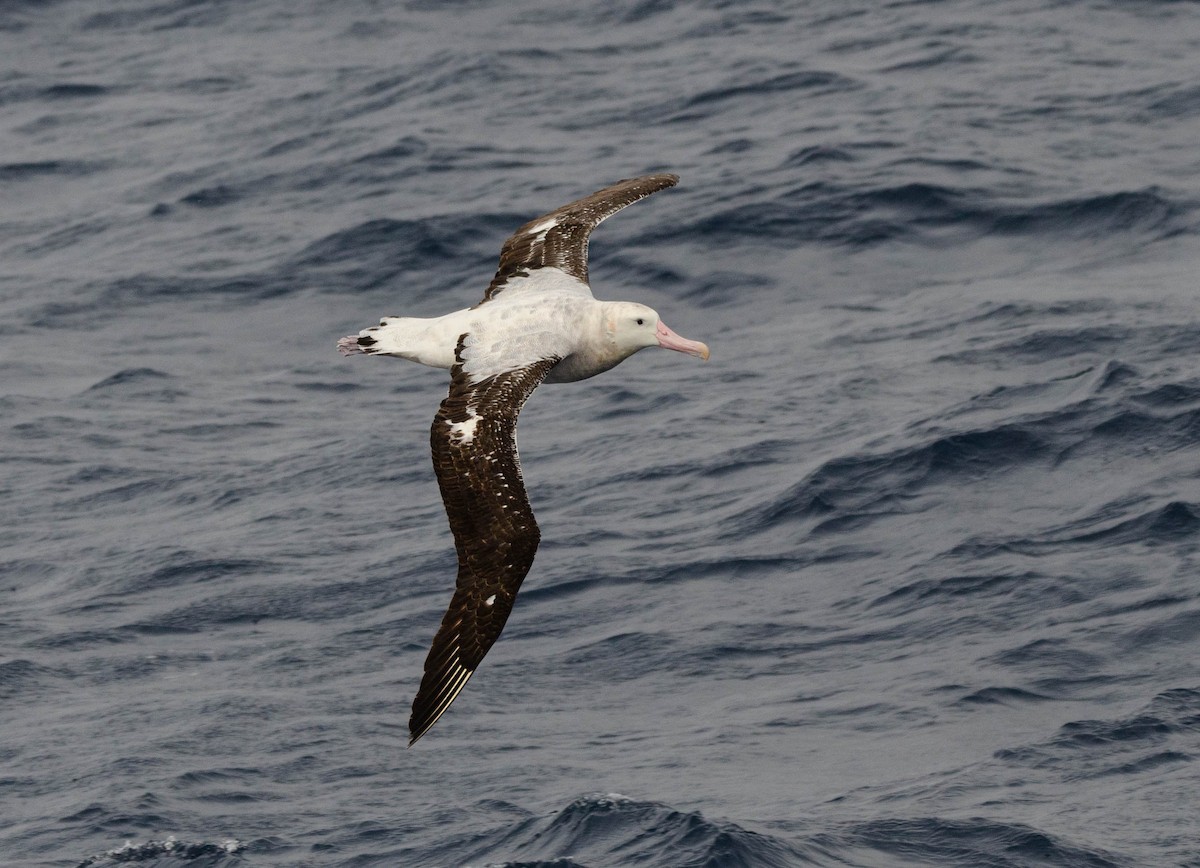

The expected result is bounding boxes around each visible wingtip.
[407,658,477,747]
[610,172,678,194]
[407,725,434,748]
[406,712,444,747]
[407,717,437,747]
[410,720,434,749]
[645,171,679,189]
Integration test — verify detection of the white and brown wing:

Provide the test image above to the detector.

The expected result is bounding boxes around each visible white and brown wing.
[408,345,560,745]
[480,173,679,304]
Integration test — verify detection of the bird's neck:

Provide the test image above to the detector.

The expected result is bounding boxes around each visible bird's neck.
[544,303,637,383]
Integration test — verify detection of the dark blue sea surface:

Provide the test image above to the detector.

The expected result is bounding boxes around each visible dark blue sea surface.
[4,1,1200,865]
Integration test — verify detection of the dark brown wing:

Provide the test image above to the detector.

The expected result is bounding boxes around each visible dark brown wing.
[479,173,679,304]
[408,348,560,746]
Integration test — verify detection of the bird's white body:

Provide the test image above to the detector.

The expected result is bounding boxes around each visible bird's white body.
[341,267,705,385]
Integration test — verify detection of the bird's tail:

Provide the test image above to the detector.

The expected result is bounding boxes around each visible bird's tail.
[338,314,460,370]
[338,316,416,357]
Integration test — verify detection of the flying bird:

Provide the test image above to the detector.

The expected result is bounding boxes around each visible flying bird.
[338,174,709,745]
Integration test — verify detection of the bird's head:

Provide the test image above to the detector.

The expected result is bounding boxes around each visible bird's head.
[605,302,710,362]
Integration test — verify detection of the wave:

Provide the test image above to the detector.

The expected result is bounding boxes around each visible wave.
[76,835,243,867]
[732,360,1200,552]
[29,210,510,327]
[0,658,64,702]
[285,216,483,284]
[813,816,1128,868]
[440,793,1132,867]
[728,422,1053,541]
[681,69,860,110]
[684,182,1192,250]
[85,368,176,392]
[0,159,100,181]
[995,687,1200,783]
[472,794,819,868]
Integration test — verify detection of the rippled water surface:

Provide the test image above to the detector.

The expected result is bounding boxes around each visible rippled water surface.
[4,1,1200,865]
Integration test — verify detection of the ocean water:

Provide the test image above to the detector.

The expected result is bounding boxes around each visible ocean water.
[3,0,1200,865]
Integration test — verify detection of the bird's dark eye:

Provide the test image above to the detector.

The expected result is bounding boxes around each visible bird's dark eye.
[636,318,644,325]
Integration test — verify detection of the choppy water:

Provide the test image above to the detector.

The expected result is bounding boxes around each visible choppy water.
[4,1,1200,865]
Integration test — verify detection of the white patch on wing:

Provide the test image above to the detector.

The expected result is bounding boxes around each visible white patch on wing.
[525,216,558,236]
[484,594,496,607]
[447,407,481,444]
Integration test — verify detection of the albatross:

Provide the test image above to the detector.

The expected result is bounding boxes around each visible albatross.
[338,173,709,745]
